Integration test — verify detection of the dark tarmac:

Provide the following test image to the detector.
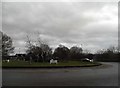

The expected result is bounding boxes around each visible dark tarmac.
[2,62,118,86]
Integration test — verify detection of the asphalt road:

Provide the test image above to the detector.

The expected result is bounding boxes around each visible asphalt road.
[2,62,118,86]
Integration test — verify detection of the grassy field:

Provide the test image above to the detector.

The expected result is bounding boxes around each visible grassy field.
[2,60,101,68]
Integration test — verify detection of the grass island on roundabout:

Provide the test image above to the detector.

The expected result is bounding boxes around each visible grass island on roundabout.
[2,58,102,68]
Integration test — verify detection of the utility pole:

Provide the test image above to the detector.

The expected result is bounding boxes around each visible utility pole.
[80,44,83,54]
[19,48,20,54]
[80,44,82,48]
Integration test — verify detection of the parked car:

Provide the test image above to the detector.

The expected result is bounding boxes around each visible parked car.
[81,58,93,62]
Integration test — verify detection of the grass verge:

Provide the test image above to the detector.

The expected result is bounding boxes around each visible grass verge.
[2,60,101,68]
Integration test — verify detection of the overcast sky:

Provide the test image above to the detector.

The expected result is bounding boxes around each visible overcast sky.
[2,2,118,53]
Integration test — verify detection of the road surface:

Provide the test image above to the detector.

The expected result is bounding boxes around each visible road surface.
[2,62,118,86]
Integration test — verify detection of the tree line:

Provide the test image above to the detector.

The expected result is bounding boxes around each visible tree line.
[2,32,119,62]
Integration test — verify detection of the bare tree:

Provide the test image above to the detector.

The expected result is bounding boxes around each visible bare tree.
[25,35,34,64]
[53,44,70,61]
[2,32,14,59]
[25,33,52,62]
[69,46,83,60]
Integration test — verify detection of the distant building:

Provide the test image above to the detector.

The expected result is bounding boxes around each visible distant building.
[15,54,26,57]
[15,54,26,60]
[8,53,26,60]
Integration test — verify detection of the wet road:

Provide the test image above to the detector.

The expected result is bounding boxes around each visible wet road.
[2,62,118,86]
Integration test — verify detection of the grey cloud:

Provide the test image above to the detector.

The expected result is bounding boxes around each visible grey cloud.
[2,2,118,53]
